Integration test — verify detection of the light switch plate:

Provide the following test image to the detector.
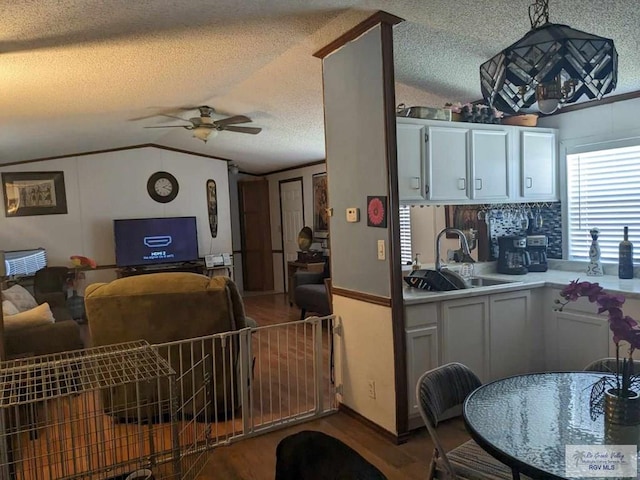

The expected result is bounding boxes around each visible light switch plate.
[346,207,360,222]
[377,240,385,260]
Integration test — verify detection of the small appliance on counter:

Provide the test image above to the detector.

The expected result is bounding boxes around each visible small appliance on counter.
[526,235,548,272]
[497,235,530,275]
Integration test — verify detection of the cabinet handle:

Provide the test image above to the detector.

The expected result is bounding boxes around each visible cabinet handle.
[410,177,420,190]
[526,177,533,189]
[425,184,430,195]
[458,178,466,190]
[475,178,483,190]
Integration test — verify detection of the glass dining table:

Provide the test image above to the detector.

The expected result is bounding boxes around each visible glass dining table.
[463,372,639,480]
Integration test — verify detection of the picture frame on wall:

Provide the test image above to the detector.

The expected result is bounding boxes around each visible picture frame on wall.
[2,171,68,217]
[312,172,329,238]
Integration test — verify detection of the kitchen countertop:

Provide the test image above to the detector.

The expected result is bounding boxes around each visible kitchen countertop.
[403,262,640,305]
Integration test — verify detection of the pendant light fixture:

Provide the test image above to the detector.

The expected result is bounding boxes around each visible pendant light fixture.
[480,0,617,115]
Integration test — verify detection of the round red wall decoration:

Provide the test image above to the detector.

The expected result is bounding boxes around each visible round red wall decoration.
[367,196,387,228]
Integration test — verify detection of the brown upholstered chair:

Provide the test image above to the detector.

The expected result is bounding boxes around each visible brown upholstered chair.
[85,272,252,419]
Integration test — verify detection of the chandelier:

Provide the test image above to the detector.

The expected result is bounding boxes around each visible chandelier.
[480,0,617,115]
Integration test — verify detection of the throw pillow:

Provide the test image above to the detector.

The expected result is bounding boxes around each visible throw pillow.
[2,284,38,312]
[3,302,55,332]
[2,300,19,316]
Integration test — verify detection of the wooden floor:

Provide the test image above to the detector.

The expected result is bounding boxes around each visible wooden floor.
[196,292,472,480]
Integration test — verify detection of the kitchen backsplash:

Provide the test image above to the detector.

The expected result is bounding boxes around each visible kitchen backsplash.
[446,202,562,260]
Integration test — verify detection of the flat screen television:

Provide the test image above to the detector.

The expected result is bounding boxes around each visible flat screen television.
[114,216,199,267]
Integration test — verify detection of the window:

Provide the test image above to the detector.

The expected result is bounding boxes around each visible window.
[567,144,640,262]
[399,205,412,264]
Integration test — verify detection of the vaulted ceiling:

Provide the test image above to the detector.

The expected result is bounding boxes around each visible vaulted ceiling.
[2,1,637,173]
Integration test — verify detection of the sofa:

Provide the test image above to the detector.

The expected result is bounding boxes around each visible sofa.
[293,261,331,319]
[84,272,252,419]
[2,282,83,359]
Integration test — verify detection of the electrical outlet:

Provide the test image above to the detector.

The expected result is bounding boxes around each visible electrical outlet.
[368,380,376,399]
[377,240,385,260]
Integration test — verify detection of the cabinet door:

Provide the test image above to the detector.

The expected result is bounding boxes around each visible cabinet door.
[547,310,609,371]
[397,123,426,201]
[471,129,510,201]
[489,290,531,381]
[406,325,439,420]
[520,130,557,199]
[442,296,489,381]
[426,126,470,201]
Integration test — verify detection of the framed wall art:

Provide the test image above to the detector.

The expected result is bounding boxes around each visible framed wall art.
[367,195,387,228]
[2,171,68,217]
[312,172,329,238]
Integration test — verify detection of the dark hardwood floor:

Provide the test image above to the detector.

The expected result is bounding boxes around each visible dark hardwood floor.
[195,292,472,480]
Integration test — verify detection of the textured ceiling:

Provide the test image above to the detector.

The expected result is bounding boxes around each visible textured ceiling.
[1,0,637,173]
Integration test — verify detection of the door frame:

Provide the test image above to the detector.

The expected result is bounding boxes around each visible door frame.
[278,177,304,292]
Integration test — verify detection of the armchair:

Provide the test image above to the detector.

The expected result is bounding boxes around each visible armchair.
[293,261,331,319]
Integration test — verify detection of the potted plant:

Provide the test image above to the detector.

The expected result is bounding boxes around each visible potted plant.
[556,280,640,435]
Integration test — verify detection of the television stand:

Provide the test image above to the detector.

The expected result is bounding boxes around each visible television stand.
[116,261,234,280]
[117,261,204,277]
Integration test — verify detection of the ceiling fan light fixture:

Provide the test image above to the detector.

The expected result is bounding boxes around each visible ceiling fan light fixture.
[479,0,618,114]
[192,126,218,142]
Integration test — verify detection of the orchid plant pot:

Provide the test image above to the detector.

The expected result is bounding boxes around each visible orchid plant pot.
[604,388,640,450]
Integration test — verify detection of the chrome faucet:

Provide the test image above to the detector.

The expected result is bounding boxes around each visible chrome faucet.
[435,228,472,271]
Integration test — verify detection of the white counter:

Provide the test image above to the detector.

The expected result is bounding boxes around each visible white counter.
[403,263,640,305]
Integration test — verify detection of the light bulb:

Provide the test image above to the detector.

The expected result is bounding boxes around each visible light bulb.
[537,98,560,114]
[192,127,218,143]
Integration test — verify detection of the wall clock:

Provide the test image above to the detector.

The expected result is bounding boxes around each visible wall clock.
[147,171,179,203]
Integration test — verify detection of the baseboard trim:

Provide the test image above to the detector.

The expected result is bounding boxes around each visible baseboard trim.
[337,403,407,445]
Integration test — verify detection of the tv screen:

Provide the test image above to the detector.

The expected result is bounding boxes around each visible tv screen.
[114,217,199,267]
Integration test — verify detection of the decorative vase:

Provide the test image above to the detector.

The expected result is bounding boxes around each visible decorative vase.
[66,290,86,322]
[604,389,640,450]
[586,227,604,276]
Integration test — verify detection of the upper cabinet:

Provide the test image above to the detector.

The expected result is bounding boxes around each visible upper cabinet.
[517,129,557,201]
[397,118,558,204]
[397,122,427,201]
[426,125,470,201]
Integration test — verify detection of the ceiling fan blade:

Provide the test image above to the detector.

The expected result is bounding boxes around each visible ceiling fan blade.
[144,125,192,129]
[214,115,252,127]
[223,125,262,135]
[159,114,189,122]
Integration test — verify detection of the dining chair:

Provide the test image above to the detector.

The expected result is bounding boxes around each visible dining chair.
[416,363,530,480]
[584,357,640,373]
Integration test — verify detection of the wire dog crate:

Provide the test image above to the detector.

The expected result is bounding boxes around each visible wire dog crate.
[0,341,208,480]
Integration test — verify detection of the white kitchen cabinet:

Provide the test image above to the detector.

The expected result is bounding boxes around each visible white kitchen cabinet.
[546,309,609,371]
[489,290,531,380]
[441,296,490,382]
[470,129,510,202]
[406,325,438,428]
[396,122,426,201]
[518,129,557,200]
[425,125,470,201]
[396,118,557,204]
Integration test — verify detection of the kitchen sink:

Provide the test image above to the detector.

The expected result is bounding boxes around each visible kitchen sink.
[466,276,521,288]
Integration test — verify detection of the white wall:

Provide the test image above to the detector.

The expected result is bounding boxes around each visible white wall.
[539,97,640,145]
[0,146,232,286]
[267,163,326,292]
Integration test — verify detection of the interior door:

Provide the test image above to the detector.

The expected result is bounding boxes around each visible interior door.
[239,179,274,291]
[279,178,304,291]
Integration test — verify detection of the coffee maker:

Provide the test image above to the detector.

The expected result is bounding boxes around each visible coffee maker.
[526,235,548,272]
[497,235,530,275]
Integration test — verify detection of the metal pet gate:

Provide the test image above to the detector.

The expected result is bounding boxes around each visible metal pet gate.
[0,315,337,479]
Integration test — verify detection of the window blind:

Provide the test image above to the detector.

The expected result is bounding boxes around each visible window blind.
[399,205,412,264]
[567,144,640,262]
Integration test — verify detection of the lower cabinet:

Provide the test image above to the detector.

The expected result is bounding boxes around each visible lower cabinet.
[406,325,438,429]
[442,296,490,382]
[489,291,531,380]
[545,309,610,371]
[441,290,531,383]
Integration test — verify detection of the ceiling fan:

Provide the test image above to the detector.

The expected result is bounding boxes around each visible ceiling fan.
[144,105,262,142]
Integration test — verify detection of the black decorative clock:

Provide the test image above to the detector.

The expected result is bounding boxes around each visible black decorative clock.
[147,171,179,203]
